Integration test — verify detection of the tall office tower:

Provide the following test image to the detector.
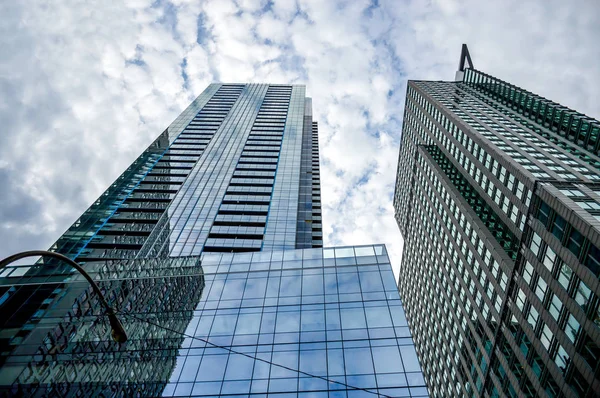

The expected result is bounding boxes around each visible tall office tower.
[0,84,428,397]
[394,45,600,397]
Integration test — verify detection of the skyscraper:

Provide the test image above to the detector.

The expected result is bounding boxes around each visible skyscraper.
[0,84,428,397]
[394,45,600,397]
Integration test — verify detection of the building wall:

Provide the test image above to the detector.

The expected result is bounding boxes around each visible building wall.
[395,73,600,397]
[0,83,428,396]
[34,83,321,262]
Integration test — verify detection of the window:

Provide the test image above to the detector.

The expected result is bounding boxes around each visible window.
[565,314,580,343]
[530,233,543,257]
[576,200,600,211]
[523,262,534,285]
[542,247,556,272]
[551,215,567,242]
[574,280,592,311]
[536,202,551,226]
[585,245,600,275]
[535,277,548,302]
[557,262,572,291]
[566,228,584,257]
[527,305,539,329]
[554,344,569,372]
[548,294,563,322]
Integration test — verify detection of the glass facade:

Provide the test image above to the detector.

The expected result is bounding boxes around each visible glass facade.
[394,64,600,397]
[28,83,321,264]
[0,245,427,397]
[1,83,425,396]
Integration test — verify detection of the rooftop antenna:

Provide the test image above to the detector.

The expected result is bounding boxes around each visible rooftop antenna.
[455,44,474,81]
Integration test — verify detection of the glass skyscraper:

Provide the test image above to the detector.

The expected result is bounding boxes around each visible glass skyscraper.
[0,84,428,397]
[394,47,600,397]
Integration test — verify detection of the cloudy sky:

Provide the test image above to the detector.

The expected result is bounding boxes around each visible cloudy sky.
[1,0,599,278]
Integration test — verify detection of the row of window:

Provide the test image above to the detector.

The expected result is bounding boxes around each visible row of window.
[535,201,600,275]
[408,85,530,234]
[82,86,245,261]
[459,82,600,175]
[464,69,600,156]
[206,88,292,252]
[397,122,517,395]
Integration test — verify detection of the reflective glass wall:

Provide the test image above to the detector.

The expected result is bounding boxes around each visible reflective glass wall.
[1,245,428,397]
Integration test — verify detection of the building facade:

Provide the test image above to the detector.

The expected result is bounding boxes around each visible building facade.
[0,84,427,397]
[394,50,600,397]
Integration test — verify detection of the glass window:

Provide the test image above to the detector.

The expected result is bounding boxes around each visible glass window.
[224,355,254,380]
[358,271,384,293]
[585,245,600,275]
[516,288,527,311]
[323,248,335,258]
[196,354,228,382]
[341,308,366,329]
[235,313,261,335]
[299,350,327,376]
[565,314,581,343]
[179,357,201,382]
[301,309,325,332]
[400,346,422,372]
[557,262,572,291]
[334,247,355,258]
[365,306,393,328]
[337,272,361,293]
[548,294,563,322]
[276,312,300,333]
[528,305,539,329]
[530,233,542,257]
[566,228,584,258]
[542,247,556,272]
[551,215,567,242]
[540,324,553,350]
[535,277,548,301]
[344,347,374,375]
[354,246,375,256]
[523,262,534,285]
[211,315,238,336]
[372,346,404,374]
[554,344,569,372]
[574,280,592,311]
[373,245,386,255]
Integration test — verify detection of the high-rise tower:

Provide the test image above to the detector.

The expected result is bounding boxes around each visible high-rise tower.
[48,83,322,261]
[394,46,600,397]
[0,84,428,397]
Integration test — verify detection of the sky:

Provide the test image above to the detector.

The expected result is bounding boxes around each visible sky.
[1,0,599,279]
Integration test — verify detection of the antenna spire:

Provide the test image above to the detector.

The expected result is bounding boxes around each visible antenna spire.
[458,44,474,71]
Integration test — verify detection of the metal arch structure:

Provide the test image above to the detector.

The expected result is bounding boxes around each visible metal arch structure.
[458,43,474,71]
[0,250,128,343]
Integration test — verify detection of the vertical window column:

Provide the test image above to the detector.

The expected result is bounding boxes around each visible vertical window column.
[204,86,292,252]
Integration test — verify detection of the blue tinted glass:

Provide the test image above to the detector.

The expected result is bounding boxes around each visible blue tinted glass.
[5,243,425,396]
[196,354,228,382]
[224,355,254,380]
[341,307,366,329]
[276,312,301,333]
[365,306,393,328]
[344,348,374,375]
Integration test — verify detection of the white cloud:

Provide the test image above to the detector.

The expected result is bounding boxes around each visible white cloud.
[271,0,299,22]
[256,12,289,43]
[1,0,599,283]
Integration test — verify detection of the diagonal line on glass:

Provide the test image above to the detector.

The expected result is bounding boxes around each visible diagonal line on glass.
[118,311,392,397]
